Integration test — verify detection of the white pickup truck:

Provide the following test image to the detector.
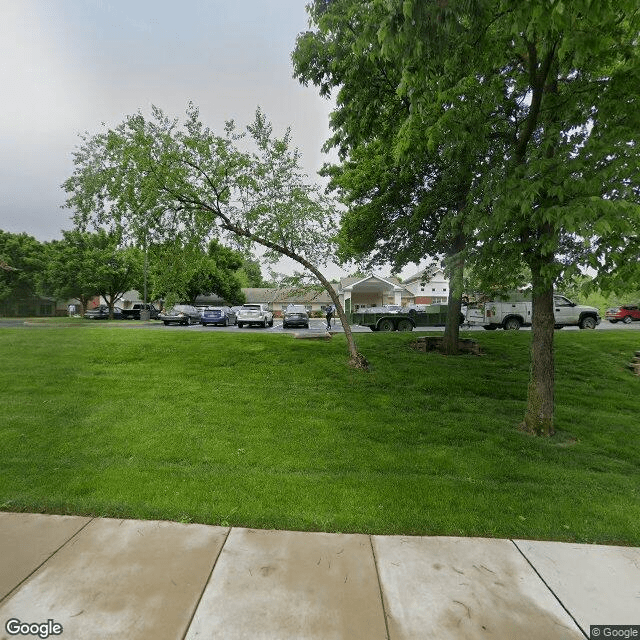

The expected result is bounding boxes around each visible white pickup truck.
[467,295,601,330]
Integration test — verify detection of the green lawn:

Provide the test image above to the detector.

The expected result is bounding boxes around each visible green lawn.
[0,325,638,545]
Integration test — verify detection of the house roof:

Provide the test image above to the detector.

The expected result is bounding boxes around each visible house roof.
[403,266,445,284]
[340,274,413,297]
[243,287,334,305]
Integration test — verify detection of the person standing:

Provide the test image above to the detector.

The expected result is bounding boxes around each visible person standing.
[325,304,334,331]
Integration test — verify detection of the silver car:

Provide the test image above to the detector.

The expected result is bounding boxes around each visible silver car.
[237,303,274,328]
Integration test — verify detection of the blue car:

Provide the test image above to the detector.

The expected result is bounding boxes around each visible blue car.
[200,306,237,327]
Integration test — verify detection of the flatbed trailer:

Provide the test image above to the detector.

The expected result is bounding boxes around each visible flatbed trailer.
[351,305,460,331]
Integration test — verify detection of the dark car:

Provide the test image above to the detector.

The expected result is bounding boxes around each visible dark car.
[158,304,201,326]
[121,303,161,320]
[282,305,309,329]
[606,305,640,324]
[84,305,123,320]
[200,306,237,327]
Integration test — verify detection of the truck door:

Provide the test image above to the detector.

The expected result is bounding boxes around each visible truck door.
[553,295,578,325]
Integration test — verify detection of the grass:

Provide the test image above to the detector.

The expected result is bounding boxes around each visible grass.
[0,324,638,545]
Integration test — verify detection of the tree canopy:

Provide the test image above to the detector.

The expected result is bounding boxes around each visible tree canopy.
[64,106,368,367]
[294,0,640,433]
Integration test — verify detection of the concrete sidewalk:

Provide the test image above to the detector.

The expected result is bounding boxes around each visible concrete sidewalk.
[0,513,638,639]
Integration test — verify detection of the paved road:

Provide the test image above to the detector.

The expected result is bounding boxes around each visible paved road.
[2,318,640,333]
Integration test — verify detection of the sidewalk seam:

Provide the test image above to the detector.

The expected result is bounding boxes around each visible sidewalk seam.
[180,525,232,640]
[510,539,588,640]
[369,535,391,640]
[0,515,95,606]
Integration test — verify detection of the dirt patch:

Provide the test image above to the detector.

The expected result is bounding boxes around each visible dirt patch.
[410,336,482,356]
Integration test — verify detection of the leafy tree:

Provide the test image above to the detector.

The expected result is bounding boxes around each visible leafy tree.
[0,231,44,307]
[236,258,266,288]
[148,238,245,306]
[293,0,489,355]
[297,0,640,433]
[39,230,100,313]
[64,105,368,368]
[41,230,142,318]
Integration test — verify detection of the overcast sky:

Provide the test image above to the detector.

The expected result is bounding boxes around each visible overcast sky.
[1,0,428,280]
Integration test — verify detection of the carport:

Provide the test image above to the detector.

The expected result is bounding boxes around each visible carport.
[340,275,407,315]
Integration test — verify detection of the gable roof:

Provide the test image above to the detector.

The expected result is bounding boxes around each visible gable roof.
[403,266,446,284]
[243,287,334,305]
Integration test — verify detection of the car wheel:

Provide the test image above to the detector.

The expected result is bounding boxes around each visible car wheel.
[623,315,633,324]
[263,319,268,328]
[579,316,597,330]
[269,318,274,327]
[238,322,243,328]
[504,317,521,330]
[304,323,309,329]
[608,319,618,323]
[164,321,169,326]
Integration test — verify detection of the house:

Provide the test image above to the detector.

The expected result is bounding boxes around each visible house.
[240,287,333,316]
[337,275,415,315]
[402,267,449,304]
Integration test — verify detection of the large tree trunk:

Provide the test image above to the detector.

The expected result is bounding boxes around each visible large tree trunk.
[523,265,555,436]
[442,238,465,355]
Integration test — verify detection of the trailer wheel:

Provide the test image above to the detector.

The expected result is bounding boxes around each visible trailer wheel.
[378,318,395,331]
[397,319,413,332]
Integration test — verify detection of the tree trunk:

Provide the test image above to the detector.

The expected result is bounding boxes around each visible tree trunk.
[442,238,465,355]
[523,266,555,436]
[309,267,369,370]
[217,217,369,369]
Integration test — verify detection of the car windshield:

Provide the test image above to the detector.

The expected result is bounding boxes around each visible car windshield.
[286,306,306,314]
[242,305,261,310]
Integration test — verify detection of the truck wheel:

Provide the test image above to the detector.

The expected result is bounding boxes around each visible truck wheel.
[378,318,395,331]
[504,317,521,330]
[579,316,597,330]
[623,315,633,324]
[397,319,413,332]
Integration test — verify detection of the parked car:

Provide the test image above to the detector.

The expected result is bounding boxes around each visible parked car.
[200,306,237,326]
[236,303,274,328]
[606,305,640,324]
[84,305,123,320]
[282,305,309,329]
[158,304,201,326]
[120,303,161,320]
